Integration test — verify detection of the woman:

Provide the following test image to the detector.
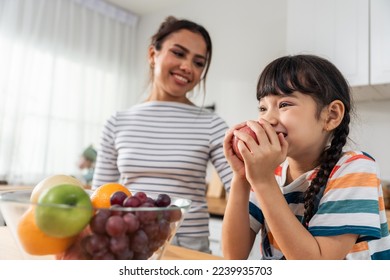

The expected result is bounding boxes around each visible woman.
[92,16,232,253]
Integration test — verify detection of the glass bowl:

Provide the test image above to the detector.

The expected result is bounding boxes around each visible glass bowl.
[0,190,191,260]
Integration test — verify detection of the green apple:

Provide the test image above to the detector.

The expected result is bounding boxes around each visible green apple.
[31,174,84,203]
[35,184,93,238]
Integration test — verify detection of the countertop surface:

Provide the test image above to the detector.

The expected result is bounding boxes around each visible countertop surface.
[0,227,223,260]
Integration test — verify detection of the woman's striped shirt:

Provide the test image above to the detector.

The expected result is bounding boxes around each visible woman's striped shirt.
[249,151,390,260]
[92,101,232,237]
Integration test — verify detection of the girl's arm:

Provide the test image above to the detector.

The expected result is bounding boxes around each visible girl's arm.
[221,175,256,259]
[221,123,256,259]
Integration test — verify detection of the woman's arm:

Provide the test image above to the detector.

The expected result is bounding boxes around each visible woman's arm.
[92,116,121,189]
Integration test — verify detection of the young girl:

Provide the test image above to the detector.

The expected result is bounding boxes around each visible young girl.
[92,16,232,253]
[222,54,390,260]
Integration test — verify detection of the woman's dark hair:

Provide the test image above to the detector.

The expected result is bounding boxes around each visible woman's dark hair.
[256,54,352,226]
[150,16,212,90]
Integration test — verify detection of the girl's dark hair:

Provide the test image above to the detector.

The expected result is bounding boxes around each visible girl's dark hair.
[256,54,352,226]
[151,16,212,88]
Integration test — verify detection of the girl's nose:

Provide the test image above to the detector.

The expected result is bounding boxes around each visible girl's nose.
[260,110,279,126]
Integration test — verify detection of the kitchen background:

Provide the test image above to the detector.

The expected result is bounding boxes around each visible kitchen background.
[132,0,390,183]
[0,0,389,257]
[1,0,389,185]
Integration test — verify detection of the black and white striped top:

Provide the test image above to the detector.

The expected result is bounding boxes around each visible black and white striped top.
[92,101,232,237]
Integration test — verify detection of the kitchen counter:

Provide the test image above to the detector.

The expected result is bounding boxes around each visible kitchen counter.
[0,227,223,260]
[0,185,34,192]
[206,196,226,217]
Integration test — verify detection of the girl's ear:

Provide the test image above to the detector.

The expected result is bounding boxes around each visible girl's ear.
[324,100,345,131]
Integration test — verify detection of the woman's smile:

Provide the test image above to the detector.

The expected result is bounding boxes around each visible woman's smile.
[172,72,190,84]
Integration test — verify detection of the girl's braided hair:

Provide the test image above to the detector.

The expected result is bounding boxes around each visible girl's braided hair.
[256,54,352,226]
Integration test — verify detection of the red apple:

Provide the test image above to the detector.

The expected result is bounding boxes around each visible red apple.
[232,125,258,161]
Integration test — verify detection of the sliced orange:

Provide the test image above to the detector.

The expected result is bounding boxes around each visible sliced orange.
[17,207,76,256]
[90,183,131,209]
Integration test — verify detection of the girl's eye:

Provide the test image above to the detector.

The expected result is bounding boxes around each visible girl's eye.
[258,106,267,112]
[279,102,290,108]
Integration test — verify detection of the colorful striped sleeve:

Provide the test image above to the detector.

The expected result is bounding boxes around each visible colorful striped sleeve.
[308,151,383,241]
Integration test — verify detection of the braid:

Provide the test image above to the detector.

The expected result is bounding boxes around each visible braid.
[303,113,350,226]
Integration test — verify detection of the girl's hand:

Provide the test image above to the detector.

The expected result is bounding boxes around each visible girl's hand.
[241,120,288,187]
[223,122,248,179]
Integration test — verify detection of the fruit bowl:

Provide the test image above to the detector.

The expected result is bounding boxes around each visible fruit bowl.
[0,190,191,260]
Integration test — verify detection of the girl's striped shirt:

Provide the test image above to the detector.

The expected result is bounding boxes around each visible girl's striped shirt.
[249,151,390,260]
[92,101,232,237]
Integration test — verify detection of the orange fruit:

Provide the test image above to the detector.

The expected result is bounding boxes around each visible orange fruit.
[90,183,131,209]
[17,207,76,256]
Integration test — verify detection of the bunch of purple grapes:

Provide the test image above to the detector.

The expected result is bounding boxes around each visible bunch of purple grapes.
[80,191,182,260]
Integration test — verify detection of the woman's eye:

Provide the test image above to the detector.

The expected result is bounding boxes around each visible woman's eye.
[194,61,205,68]
[258,106,266,112]
[172,50,184,57]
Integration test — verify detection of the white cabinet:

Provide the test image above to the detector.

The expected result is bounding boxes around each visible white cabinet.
[209,216,262,259]
[370,0,390,85]
[209,217,223,257]
[286,0,390,100]
[287,0,369,87]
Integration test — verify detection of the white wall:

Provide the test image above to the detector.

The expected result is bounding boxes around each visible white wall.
[349,100,390,181]
[134,0,287,126]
